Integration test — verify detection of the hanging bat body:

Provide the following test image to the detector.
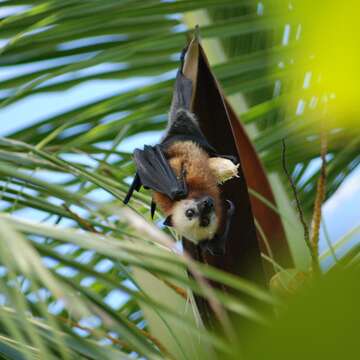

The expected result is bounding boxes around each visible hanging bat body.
[124,50,237,255]
[153,112,223,244]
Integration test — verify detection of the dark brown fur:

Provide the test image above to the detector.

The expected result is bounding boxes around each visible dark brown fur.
[153,141,223,225]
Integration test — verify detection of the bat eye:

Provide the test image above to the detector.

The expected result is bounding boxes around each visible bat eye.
[185,209,195,219]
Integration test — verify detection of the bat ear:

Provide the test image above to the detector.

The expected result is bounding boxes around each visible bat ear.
[163,215,173,227]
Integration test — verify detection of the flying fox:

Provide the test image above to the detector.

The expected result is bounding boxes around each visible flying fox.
[124,49,238,255]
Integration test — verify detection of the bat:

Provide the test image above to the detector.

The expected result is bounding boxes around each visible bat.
[124,48,238,255]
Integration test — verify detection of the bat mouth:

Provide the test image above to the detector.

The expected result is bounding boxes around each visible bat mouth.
[199,216,210,227]
[197,196,215,227]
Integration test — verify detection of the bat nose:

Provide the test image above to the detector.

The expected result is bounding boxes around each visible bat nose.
[198,196,214,214]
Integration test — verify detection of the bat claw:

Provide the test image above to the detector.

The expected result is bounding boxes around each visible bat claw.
[225,199,235,217]
[150,200,156,219]
[199,238,225,256]
[206,241,226,256]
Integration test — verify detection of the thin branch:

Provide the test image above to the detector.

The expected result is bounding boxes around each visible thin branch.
[310,128,328,274]
[63,204,99,234]
[281,139,312,254]
[153,274,188,300]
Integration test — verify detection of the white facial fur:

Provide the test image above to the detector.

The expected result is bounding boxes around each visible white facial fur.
[171,199,218,244]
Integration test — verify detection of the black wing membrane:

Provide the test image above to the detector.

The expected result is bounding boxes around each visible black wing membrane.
[123,145,187,205]
[169,71,193,121]
[162,68,220,156]
[123,172,141,204]
[161,109,219,156]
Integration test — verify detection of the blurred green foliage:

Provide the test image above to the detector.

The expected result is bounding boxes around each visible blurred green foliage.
[239,266,360,360]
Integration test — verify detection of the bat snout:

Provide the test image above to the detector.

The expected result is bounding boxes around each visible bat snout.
[197,196,215,227]
[197,196,214,214]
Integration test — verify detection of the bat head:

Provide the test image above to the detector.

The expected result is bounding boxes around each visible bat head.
[164,196,219,243]
[152,140,226,244]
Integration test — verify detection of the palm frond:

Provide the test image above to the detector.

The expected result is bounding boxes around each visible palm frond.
[0,1,359,358]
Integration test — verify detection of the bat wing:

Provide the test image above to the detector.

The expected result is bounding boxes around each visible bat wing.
[163,70,220,156]
[162,108,219,156]
[169,71,193,121]
[123,144,187,205]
